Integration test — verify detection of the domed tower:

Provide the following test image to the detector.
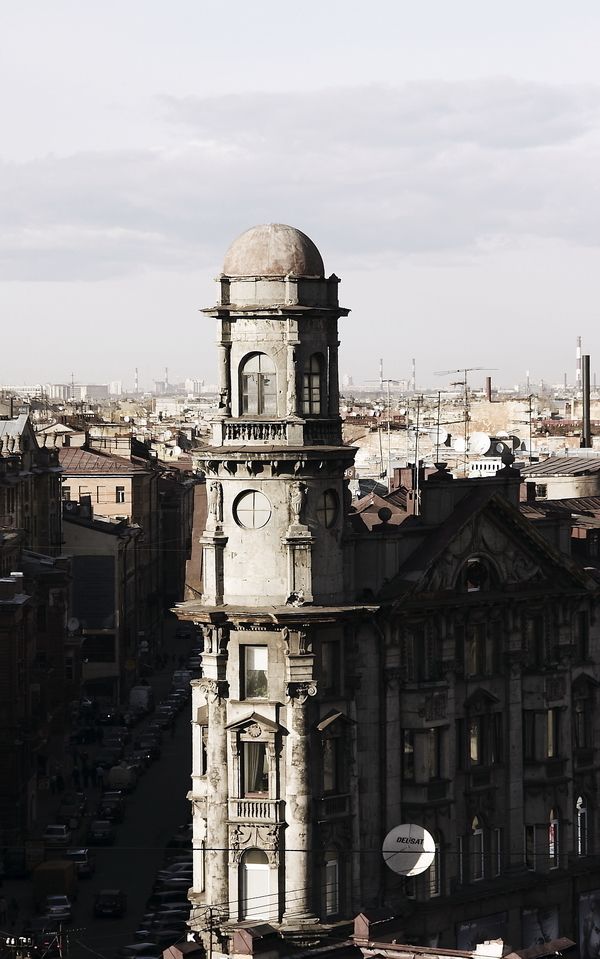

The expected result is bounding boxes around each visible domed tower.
[180,226,364,948]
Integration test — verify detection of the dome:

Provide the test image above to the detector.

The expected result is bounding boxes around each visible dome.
[222,223,325,278]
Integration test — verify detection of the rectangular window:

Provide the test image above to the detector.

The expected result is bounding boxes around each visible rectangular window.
[469,716,482,766]
[575,611,589,661]
[406,626,428,682]
[81,634,116,663]
[323,738,339,793]
[456,718,466,770]
[325,855,339,915]
[429,841,441,897]
[321,641,340,696]
[65,654,74,682]
[62,486,71,501]
[242,646,268,699]
[467,623,486,676]
[525,825,536,870]
[36,604,47,633]
[575,698,591,749]
[525,616,545,667]
[549,815,559,869]
[242,741,269,796]
[577,799,588,856]
[472,826,484,881]
[427,727,442,780]
[535,484,548,499]
[402,729,415,780]
[489,712,504,764]
[454,624,465,674]
[547,708,560,758]
[116,486,126,504]
[523,711,536,760]
[492,827,503,876]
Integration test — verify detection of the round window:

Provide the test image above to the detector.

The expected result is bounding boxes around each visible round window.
[317,489,339,528]
[234,490,272,530]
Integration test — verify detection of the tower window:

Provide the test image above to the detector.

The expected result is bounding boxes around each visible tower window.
[242,646,268,699]
[317,489,339,528]
[233,490,272,530]
[242,742,269,795]
[303,354,323,414]
[241,353,277,415]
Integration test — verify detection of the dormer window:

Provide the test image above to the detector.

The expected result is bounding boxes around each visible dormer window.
[241,353,277,415]
[302,354,323,415]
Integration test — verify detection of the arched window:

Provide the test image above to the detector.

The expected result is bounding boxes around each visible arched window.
[302,354,323,415]
[324,845,339,916]
[241,353,277,415]
[471,816,484,881]
[577,796,588,856]
[549,808,559,869]
[241,848,270,919]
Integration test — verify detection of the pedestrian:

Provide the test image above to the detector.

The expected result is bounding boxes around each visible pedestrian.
[81,763,90,788]
[79,749,89,765]
[0,896,7,926]
[90,765,97,788]
[55,773,64,794]
[71,767,80,787]
[7,898,19,929]
[96,765,104,788]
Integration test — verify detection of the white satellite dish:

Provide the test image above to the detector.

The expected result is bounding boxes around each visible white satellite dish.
[382,823,436,877]
[172,446,182,456]
[454,437,467,453]
[67,617,80,632]
[428,426,448,446]
[469,432,491,455]
[163,430,172,440]
[497,430,509,438]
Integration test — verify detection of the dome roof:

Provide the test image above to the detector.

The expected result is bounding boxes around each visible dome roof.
[222,223,325,278]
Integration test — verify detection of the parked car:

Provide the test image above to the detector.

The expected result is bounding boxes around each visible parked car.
[134,738,161,760]
[43,824,72,847]
[152,876,191,894]
[156,862,193,881]
[63,848,96,879]
[97,706,121,725]
[145,889,192,911]
[171,670,192,689]
[41,895,73,923]
[140,907,190,925]
[134,922,188,947]
[23,918,60,957]
[112,725,132,744]
[95,747,122,769]
[96,798,124,823]
[151,710,175,731]
[102,737,125,754]
[130,747,152,768]
[87,820,116,845]
[187,656,202,670]
[93,889,127,918]
[55,804,80,827]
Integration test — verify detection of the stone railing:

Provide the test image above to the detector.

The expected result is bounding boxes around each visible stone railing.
[303,421,342,446]
[228,798,283,822]
[223,421,287,443]
[314,794,351,818]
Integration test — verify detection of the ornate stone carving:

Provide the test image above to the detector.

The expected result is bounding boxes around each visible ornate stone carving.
[290,482,307,525]
[287,681,318,704]
[425,692,447,721]
[384,667,403,689]
[545,676,566,702]
[247,723,262,738]
[198,679,229,704]
[207,480,223,527]
[230,823,280,865]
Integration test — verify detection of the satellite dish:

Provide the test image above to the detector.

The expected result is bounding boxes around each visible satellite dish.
[497,430,509,438]
[428,426,448,446]
[508,434,520,450]
[163,430,172,440]
[469,432,491,455]
[124,416,130,423]
[172,446,182,456]
[382,823,436,877]
[67,617,80,632]
[494,441,509,455]
[454,437,467,453]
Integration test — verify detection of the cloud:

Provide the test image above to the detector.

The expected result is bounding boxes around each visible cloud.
[1,78,600,280]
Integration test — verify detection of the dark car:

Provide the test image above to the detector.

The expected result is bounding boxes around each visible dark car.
[97,706,121,725]
[152,876,191,894]
[187,656,202,670]
[134,738,161,760]
[96,798,124,822]
[135,923,188,948]
[130,746,152,768]
[87,820,116,845]
[41,895,73,923]
[102,737,125,755]
[93,889,127,918]
[112,725,132,744]
[166,823,192,849]
[145,889,192,911]
[23,919,60,957]
[95,747,122,769]
[64,847,96,879]
[140,907,190,925]
[150,710,175,731]
[156,862,193,881]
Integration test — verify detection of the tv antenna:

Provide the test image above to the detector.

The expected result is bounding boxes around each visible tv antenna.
[435,368,496,473]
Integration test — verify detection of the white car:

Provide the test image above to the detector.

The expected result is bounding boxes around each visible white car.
[43,824,73,846]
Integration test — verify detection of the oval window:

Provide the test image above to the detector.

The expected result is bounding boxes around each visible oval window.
[317,489,339,528]
[234,490,272,530]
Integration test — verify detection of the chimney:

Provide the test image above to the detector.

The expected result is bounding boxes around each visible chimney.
[581,354,591,448]
[485,376,492,402]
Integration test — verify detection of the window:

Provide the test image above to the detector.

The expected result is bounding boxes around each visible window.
[324,846,339,915]
[575,611,589,661]
[65,654,74,682]
[242,742,269,796]
[548,809,559,869]
[233,490,272,530]
[469,717,482,766]
[577,796,588,856]
[242,646,268,699]
[525,615,545,667]
[302,354,322,415]
[427,727,442,780]
[402,729,415,780]
[525,825,536,870]
[458,835,465,885]
[575,694,592,749]
[471,817,484,881]
[466,558,489,592]
[467,623,486,676]
[323,738,340,793]
[406,625,429,682]
[535,484,548,499]
[321,641,340,696]
[317,489,338,528]
[492,827,503,877]
[81,634,116,663]
[523,711,536,760]
[62,486,71,501]
[116,486,125,504]
[428,833,441,897]
[241,849,270,920]
[36,604,47,633]
[489,712,504,764]
[490,620,503,674]
[241,353,277,415]
[546,708,560,758]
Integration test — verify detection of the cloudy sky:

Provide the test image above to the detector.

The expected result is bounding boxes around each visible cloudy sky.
[3,0,600,391]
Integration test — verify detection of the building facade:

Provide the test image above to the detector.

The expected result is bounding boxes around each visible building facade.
[176,225,600,955]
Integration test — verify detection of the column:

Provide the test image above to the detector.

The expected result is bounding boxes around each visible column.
[282,681,318,924]
[217,341,231,417]
[328,342,340,416]
[201,678,230,920]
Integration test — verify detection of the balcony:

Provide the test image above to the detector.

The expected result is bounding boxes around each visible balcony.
[223,421,287,443]
[315,794,351,819]
[228,798,283,823]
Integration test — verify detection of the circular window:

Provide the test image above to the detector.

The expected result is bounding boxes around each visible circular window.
[234,490,272,529]
[317,489,339,528]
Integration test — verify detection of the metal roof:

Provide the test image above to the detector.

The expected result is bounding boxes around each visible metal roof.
[521,456,600,477]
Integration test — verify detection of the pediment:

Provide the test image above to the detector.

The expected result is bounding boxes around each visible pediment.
[464,687,501,710]
[225,711,283,735]
[315,708,356,732]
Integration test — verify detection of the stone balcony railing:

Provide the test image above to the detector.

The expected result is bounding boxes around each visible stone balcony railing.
[223,421,288,443]
[314,793,351,819]
[228,798,284,822]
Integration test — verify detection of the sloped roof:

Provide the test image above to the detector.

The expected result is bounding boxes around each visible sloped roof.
[59,447,150,475]
[522,457,600,477]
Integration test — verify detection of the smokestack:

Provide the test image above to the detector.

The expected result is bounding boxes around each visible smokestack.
[134,367,139,393]
[485,376,492,402]
[411,358,416,393]
[576,336,582,391]
[582,354,591,448]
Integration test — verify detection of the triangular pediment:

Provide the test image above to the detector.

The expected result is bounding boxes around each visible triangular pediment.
[315,708,356,732]
[378,488,593,605]
[225,711,283,734]
[464,687,501,710]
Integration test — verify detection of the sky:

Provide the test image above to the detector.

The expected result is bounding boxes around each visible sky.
[3,1,600,392]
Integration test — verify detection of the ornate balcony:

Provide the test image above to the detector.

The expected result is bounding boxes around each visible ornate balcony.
[228,798,283,823]
[315,794,351,819]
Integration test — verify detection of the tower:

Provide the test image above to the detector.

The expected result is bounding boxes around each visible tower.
[179,224,363,948]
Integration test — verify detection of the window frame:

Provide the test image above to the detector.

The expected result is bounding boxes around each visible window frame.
[240,352,277,416]
[241,645,269,700]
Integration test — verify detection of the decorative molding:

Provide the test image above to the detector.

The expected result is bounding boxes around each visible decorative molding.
[198,678,229,704]
[229,823,280,865]
[287,681,318,704]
